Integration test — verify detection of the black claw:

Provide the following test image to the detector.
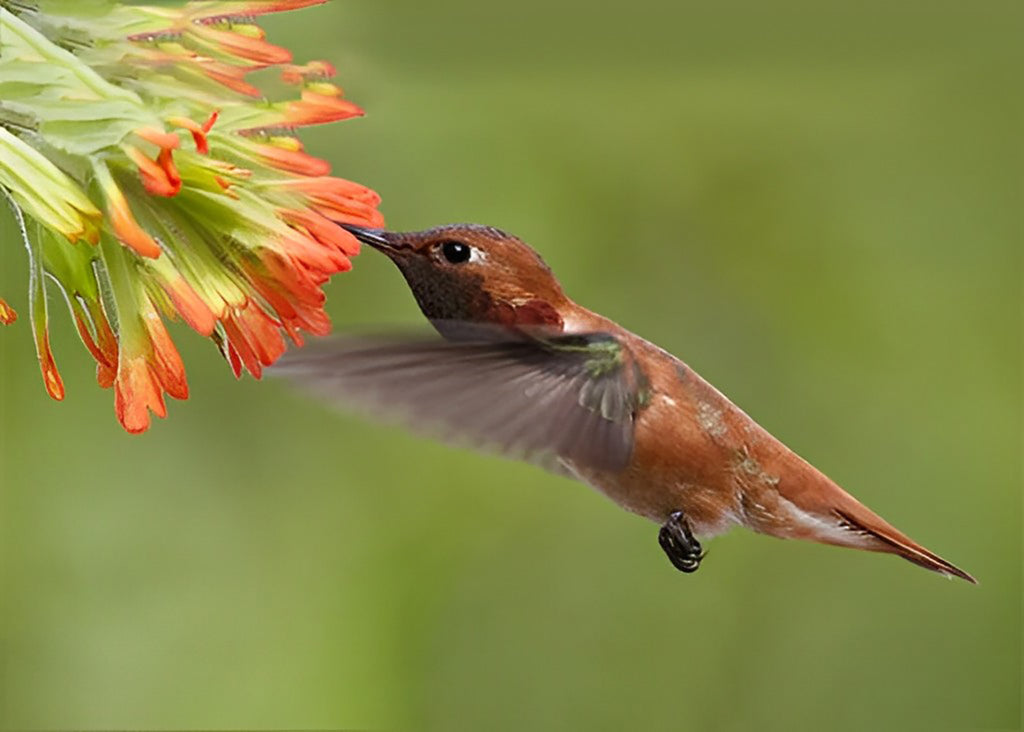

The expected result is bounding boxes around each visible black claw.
[658,510,705,574]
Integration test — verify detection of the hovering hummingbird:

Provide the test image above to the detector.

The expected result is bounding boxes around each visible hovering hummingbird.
[276,223,975,583]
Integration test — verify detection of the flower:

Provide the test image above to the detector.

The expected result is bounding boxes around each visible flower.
[0,298,16,325]
[0,1,383,432]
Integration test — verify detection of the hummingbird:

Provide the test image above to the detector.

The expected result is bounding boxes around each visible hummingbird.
[275,223,975,583]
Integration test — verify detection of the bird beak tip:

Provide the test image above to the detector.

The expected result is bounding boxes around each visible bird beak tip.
[341,224,394,250]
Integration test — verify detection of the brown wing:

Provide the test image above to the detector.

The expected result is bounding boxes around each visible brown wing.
[272,329,649,473]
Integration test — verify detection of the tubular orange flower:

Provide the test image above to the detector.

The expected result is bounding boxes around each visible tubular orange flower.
[190,23,292,66]
[251,141,332,176]
[283,89,365,127]
[135,127,182,151]
[167,111,218,154]
[123,145,182,197]
[0,299,16,325]
[95,162,163,258]
[0,1,383,432]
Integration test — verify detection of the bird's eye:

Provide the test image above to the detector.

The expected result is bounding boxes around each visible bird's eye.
[439,240,472,264]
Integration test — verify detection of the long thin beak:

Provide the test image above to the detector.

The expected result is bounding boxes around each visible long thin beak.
[341,224,396,251]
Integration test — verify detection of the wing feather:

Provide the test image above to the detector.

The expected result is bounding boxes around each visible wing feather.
[272,328,647,473]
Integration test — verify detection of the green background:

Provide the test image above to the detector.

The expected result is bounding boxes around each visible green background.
[1,1,1020,729]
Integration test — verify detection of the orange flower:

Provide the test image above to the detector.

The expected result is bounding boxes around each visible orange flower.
[123,145,181,197]
[115,302,189,433]
[251,141,332,176]
[0,298,16,325]
[35,330,65,401]
[190,24,292,67]
[168,111,219,155]
[282,89,364,127]
[96,162,162,258]
[1,0,383,432]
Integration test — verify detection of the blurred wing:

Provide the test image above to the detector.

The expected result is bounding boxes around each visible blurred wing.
[272,329,649,473]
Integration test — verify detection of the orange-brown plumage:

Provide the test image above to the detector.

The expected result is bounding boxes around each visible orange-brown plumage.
[277,223,975,583]
[568,306,973,581]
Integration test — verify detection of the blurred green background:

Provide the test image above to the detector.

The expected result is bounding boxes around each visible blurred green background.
[1,1,1020,729]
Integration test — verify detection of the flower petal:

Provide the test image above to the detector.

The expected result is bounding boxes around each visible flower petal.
[190,23,293,66]
[124,144,181,197]
[144,307,189,400]
[221,301,287,379]
[253,142,331,176]
[0,298,16,325]
[115,356,165,433]
[168,110,219,154]
[96,162,162,257]
[34,328,66,401]
[155,268,217,336]
[135,127,181,150]
[283,89,364,126]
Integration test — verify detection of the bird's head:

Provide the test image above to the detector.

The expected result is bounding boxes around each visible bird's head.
[343,223,570,331]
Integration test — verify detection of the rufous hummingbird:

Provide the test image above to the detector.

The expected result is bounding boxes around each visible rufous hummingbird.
[276,223,975,583]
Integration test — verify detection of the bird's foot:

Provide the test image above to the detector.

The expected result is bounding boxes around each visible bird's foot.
[658,511,705,574]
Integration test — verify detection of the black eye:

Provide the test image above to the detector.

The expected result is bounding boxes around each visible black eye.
[439,240,472,264]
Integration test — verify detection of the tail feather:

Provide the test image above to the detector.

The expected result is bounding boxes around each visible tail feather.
[833,508,977,584]
[767,451,977,583]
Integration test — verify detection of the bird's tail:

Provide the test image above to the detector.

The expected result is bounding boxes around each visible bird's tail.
[830,505,977,583]
[768,453,976,583]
